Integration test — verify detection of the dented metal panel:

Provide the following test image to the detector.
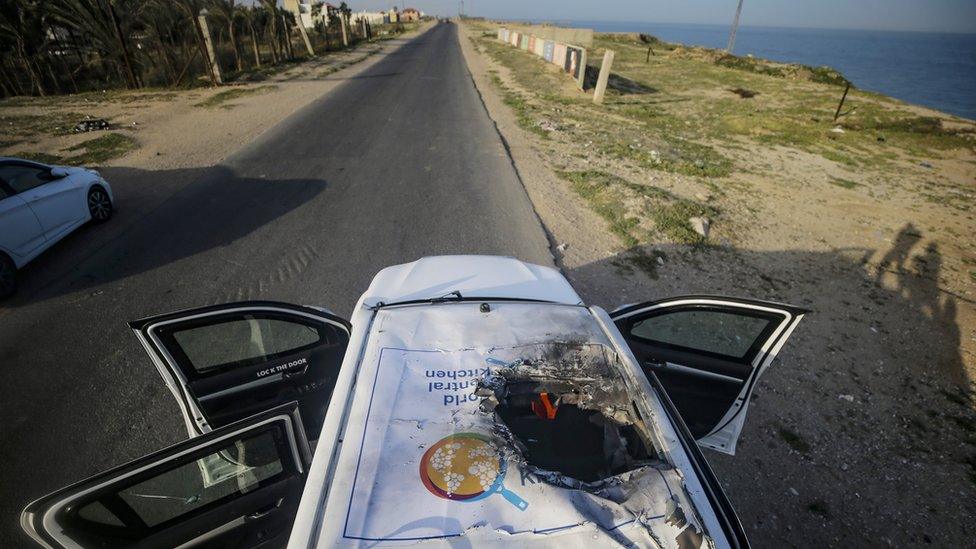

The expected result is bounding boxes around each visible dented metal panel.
[308,302,722,548]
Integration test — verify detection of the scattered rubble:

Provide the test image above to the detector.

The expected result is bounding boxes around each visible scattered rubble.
[537,118,559,132]
[74,117,109,133]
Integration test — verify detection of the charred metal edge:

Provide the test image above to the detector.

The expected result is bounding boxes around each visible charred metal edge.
[647,372,751,549]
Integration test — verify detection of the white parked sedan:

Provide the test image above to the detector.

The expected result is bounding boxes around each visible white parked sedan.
[22,256,805,548]
[0,157,114,297]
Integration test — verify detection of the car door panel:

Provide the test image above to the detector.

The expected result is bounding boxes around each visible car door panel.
[23,175,88,240]
[612,296,806,454]
[0,163,85,240]
[130,302,351,440]
[22,403,310,549]
[0,193,47,260]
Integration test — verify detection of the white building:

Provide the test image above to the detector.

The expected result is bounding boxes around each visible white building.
[285,0,330,29]
[354,11,388,25]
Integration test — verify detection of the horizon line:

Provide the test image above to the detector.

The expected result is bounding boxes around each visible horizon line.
[489,16,976,36]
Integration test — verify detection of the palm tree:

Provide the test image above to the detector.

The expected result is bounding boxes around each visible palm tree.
[46,0,141,89]
[240,6,262,68]
[257,0,281,64]
[0,0,49,95]
[209,0,242,72]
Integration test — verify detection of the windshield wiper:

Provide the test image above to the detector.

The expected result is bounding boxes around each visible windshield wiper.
[429,290,463,303]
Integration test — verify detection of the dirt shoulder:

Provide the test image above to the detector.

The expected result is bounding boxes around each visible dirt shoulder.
[0,24,432,171]
[459,22,976,548]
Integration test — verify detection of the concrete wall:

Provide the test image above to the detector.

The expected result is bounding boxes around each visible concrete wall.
[505,24,593,48]
[497,28,587,90]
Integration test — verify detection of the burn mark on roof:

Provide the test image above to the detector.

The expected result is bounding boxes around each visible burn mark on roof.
[475,342,708,546]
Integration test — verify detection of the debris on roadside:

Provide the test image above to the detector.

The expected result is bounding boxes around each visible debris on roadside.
[74,117,109,133]
[689,216,710,238]
[537,118,559,132]
[729,87,758,98]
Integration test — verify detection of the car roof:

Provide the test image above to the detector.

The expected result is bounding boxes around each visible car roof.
[0,157,49,167]
[292,295,721,547]
[359,255,582,306]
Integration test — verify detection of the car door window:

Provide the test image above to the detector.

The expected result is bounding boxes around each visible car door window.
[132,302,351,439]
[613,298,804,454]
[115,430,285,528]
[22,404,310,549]
[0,165,49,194]
[171,316,324,375]
[630,309,773,361]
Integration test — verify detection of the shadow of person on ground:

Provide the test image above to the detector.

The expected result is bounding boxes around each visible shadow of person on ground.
[1,164,328,308]
[564,224,972,546]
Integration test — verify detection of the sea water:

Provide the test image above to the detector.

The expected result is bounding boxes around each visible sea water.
[555,21,976,120]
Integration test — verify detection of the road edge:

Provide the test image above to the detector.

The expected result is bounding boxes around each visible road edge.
[455,23,629,288]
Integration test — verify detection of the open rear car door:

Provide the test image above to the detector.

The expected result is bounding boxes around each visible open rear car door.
[22,403,311,549]
[129,301,351,441]
[612,296,806,454]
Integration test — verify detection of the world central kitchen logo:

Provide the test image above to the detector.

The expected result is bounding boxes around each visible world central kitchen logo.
[425,367,489,406]
[418,433,528,511]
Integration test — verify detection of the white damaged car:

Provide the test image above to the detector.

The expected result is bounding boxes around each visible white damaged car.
[22,256,805,548]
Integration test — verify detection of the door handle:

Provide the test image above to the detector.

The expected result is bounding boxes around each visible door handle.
[244,500,282,522]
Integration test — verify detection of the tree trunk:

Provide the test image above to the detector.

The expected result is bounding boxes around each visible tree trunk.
[0,61,22,96]
[280,15,294,59]
[43,58,63,94]
[247,20,262,67]
[153,25,177,85]
[106,0,139,88]
[228,22,242,72]
[17,43,45,96]
[267,15,280,64]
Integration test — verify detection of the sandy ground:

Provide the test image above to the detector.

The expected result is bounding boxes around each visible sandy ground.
[459,23,976,548]
[1,26,431,171]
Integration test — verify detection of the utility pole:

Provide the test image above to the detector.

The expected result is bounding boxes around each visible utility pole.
[726,0,744,53]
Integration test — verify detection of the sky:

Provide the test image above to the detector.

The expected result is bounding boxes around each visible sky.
[347,1,976,34]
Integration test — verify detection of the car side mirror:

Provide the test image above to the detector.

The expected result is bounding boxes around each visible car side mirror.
[49,167,69,179]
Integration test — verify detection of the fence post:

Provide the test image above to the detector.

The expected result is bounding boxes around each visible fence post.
[593,50,614,104]
[833,82,852,122]
[282,0,315,56]
[297,20,315,56]
[197,10,222,84]
[577,48,587,90]
[340,14,349,47]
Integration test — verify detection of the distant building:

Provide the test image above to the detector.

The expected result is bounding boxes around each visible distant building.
[401,8,421,22]
[285,0,332,29]
[354,11,387,25]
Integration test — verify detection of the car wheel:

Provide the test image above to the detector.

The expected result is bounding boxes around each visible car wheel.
[88,185,112,223]
[0,253,16,299]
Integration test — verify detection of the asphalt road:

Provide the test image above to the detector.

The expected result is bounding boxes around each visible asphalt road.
[0,22,552,545]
